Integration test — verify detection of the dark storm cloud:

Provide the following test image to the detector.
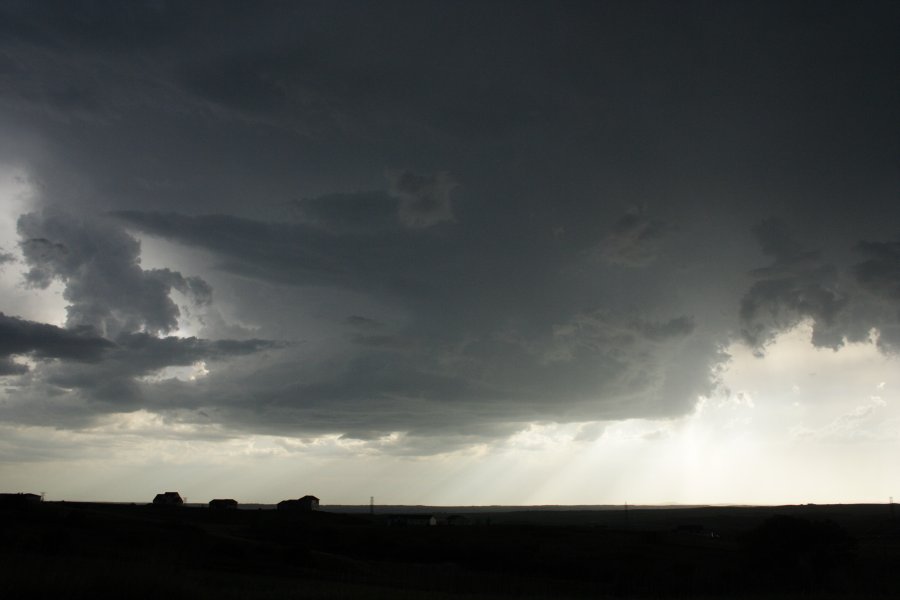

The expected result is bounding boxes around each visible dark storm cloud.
[293,191,399,234]
[0,311,277,378]
[740,219,852,351]
[291,169,456,233]
[740,221,900,354]
[32,332,278,404]
[108,205,720,444]
[346,315,384,330]
[854,240,900,307]
[110,332,279,376]
[387,170,457,229]
[1,210,280,426]
[1,2,898,452]
[125,297,713,450]
[112,210,449,293]
[633,316,695,341]
[597,209,669,267]
[852,240,900,351]
[18,211,213,337]
[0,358,28,376]
[0,312,112,365]
[0,319,281,425]
[0,306,267,428]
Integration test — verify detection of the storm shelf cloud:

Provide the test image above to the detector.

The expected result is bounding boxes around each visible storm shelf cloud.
[0,1,897,503]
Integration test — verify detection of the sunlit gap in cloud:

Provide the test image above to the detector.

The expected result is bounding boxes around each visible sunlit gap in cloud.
[139,360,210,383]
[130,233,224,381]
[404,319,900,506]
[132,233,211,340]
[0,164,67,325]
[665,320,900,505]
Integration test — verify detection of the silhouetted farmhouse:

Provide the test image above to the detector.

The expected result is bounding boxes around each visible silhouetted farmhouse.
[277,495,319,511]
[388,514,437,527]
[208,498,238,510]
[152,491,184,506]
[0,492,41,508]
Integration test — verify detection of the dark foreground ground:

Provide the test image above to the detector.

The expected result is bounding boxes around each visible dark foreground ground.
[2,501,899,599]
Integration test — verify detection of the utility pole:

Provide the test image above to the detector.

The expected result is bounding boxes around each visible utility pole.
[370,496,374,515]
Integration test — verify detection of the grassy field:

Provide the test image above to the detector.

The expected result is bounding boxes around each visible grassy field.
[2,502,898,599]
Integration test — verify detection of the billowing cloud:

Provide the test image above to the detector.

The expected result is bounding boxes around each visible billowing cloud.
[740,221,900,354]
[0,317,280,426]
[0,211,280,428]
[18,211,212,337]
[740,219,854,352]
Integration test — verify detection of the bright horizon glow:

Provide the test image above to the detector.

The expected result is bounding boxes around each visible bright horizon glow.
[1,320,896,506]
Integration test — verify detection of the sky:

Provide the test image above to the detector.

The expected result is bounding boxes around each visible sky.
[0,0,898,505]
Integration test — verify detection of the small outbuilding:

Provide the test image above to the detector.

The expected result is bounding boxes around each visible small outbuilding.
[277,499,300,511]
[152,491,184,506]
[277,495,320,512]
[209,498,238,510]
[299,495,319,511]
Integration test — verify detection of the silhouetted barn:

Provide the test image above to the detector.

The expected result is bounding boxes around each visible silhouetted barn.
[277,495,320,512]
[208,498,238,510]
[152,491,184,506]
[277,499,299,511]
[0,492,41,509]
[447,514,472,526]
[388,514,437,527]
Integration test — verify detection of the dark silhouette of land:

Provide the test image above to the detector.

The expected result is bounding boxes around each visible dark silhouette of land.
[3,498,899,598]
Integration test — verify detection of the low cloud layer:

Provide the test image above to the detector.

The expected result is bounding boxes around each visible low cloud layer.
[0,312,113,364]
[99,206,724,448]
[1,212,280,429]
